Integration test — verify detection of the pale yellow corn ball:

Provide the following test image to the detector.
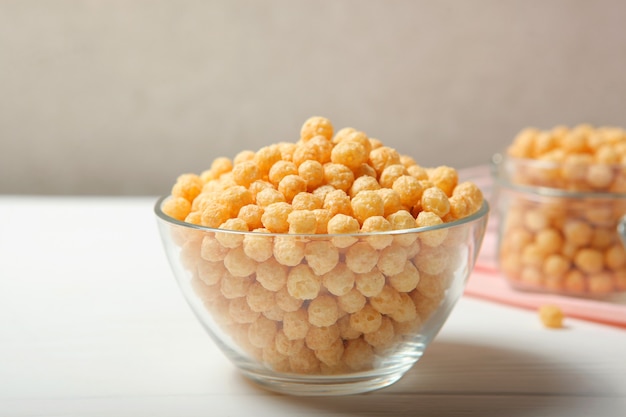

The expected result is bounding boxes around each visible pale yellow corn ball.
[327,214,360,248]
[377,244,408,276]
[538,304,564,329]
[307,295,340,327]
[405,238,421,259]
[353,163,378,179]
[275,285,304,312]
[191,276,221,304]
[409,289,442,320]
[246,281,275,312]
[407,164,429,181]
[232,160,261,188]
[233,149,255,165]
[298,160,325,191]
[392,314,423,337]
[313,184,337,202]
[282,309,310,340]
[343,337,375,371]
[300,116,334,142]
[220,274,254,299]
[315,338,345,368]
[217,185,254,218]
[289,345,321,375]
[591,227,614,250]
[535,228,563,255]
[355,268,386,297]
[247,316,278,349]
[588,272,614,294]
[287,209,317,234]
[507,128,537,158]
[388,260,420,293]
[272,235,305,266]
[341,130,373,154]
[416,210,448,247]
[278,174,307,203]
[345,241,380,274]
[275,329,305,356]
[363,316,395,349]
[237,204,264,231]
[313,208,332,234]
[376,188,405,217]
[201,200,231,228]
[291,192,323,211]
[229,296,261,324]
[521,243,547,269]
[595,143,621,163]
[360,216,393,250]
[563,269,586,293]
[522,209,551,233]
[209,156,233,177]
[428,166,459,197]
[322,263,356,296]
[305,240,340,276]
[216,218,249,248]
[542,253,570,278]
[261,202,293,233]
[587,164,614,189]
[379,164,408,189]
[337,288,367,314]
[292,139,323,167]
[332,127,357,143]
[254,145,282,175]
[172,173,203,202]
[197,259,229,287]
[415,271,447,299]
[256,257,288,291]
[336,314,362,340]
[268,160,298,186]
[323,162,355,192]
[389,292,418,323]
[248,180,273,201]
[387,210,418,246]
[163,196,192,221]
[369,146,401,175]
[277,141,297,161]
[331,141,369,170]
[349,303,382,334]
[350,190,385,225]
[574,248,604,274]
[421,187,451,218]
[323,189,353,216]
[415,246,450,276]
[179,239,202,271]
[200,234,229,262]
[349,175,381,198]
[392,175,424,208]
[305,323,340,351]
[262,343,290,373]
[262,304,285,322]
[563,219,593,247]
[605,243,626,270]
[255,187,285,208]
[452,181,484,214]
[223,246,257,277]
[370,285,402,315]
[287,264,321,300]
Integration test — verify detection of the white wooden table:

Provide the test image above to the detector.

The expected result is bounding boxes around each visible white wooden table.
[1,196,625,417]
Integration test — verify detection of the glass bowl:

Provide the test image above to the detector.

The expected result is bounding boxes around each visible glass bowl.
[492,154,626,298]
[155,196,489,396]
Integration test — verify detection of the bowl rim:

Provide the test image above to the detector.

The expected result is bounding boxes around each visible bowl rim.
[154,196,489,237]
[492,153,626,199]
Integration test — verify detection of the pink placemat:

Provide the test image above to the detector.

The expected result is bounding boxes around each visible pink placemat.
[460,166,626,329]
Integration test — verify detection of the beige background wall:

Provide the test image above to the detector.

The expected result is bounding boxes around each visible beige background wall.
[1,0,625,195]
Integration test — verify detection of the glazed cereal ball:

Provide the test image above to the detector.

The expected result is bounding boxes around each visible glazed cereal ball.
[415,246,449,275]
[200,234,229,262]
[255,187,286,208]
[287,209,318,234]
[376,188,405,217]
[331,141,369,170]
[304,240,340,276]
[218,185,254,218]
[313,208,333,234]
[247,316,278,349]
[234,149,255,165]
[563,219,593,247]
[282,309,310,340]
[364,316,395,350]
[337,288,367,314]
[387,210,418,247]
[393,175,424,208]
[229,297,260,324]
[201,200,231,228]
[223,246,257,277]
[278,174,307,203]
[256,257,288,291]
[261,202,293,233]
[360,216,394,250]
[341,130,372,155]
[379,164,408,189]
[369,146,401,175]
[254,145,282,175]
[332,127,357,143]
[232,160,261,187]
[369,285,402,315]
[349,175,381,198]
[289,345,320,374]
[350,190,385,225]
[355,268,386,297]
[291,192,323,211]
[300,116,334,142]
[345,242,380,274]
[428,166,458,197]
[349,303,382,334]
[388,260,420,292]
[242,232,273,262]
[452,181,484,214]
[388,292,418,323]
[308,295,340,327]
[197,260,229,286]
[343,337,375,371]
[248,180,274,201]
[416,211,448,247]
[287,264,322,300]
[220,274,254,299]
[421,187,451,218]
[275,329,305,356]
[172,173,203,202]
[268,160,298,186]
[353,163,378,179]
[322,263,356,296]
[315,338,345,368]
[237,204,264,230]
[574,248,604,274]
[275,285,304,312]
[327,214,360,248]
[323,163,355,192]
[377,244,408,276]
[323,189,353,216]
[273,235,305,266]
[298,160,325,191]
[305,324,341,351]
[246,281,275,313]
[162,197,191,221]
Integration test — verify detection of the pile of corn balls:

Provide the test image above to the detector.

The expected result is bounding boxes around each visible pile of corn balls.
[162,116,484,375]
[500,125,626,296]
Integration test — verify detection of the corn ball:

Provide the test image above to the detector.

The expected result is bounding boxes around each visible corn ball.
[342,337,374,371]
[355,268,386,297]
[538,304,565,329]
[282,309,310,341]
[256,257,288,291]
[287,209,318,234]
[287,264,322,300]
[273,235,306,266]
[370,285,402,315]
[350,190,385,225]
[308,295,340,327]
[322,263,356,296]
[275,329,305,356]
[349,303,382,334]
[305,240,340,276]
[300,116,334,142]
[388,260,420,292]
[337,288,367,314]
[261,202,293,233]
[229,296,260,324]
[324,162,355,192]
[305,324,341,351]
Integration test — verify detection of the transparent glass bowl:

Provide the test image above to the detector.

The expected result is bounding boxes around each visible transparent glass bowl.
[493,154,626,298]
[155,197,489,395]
